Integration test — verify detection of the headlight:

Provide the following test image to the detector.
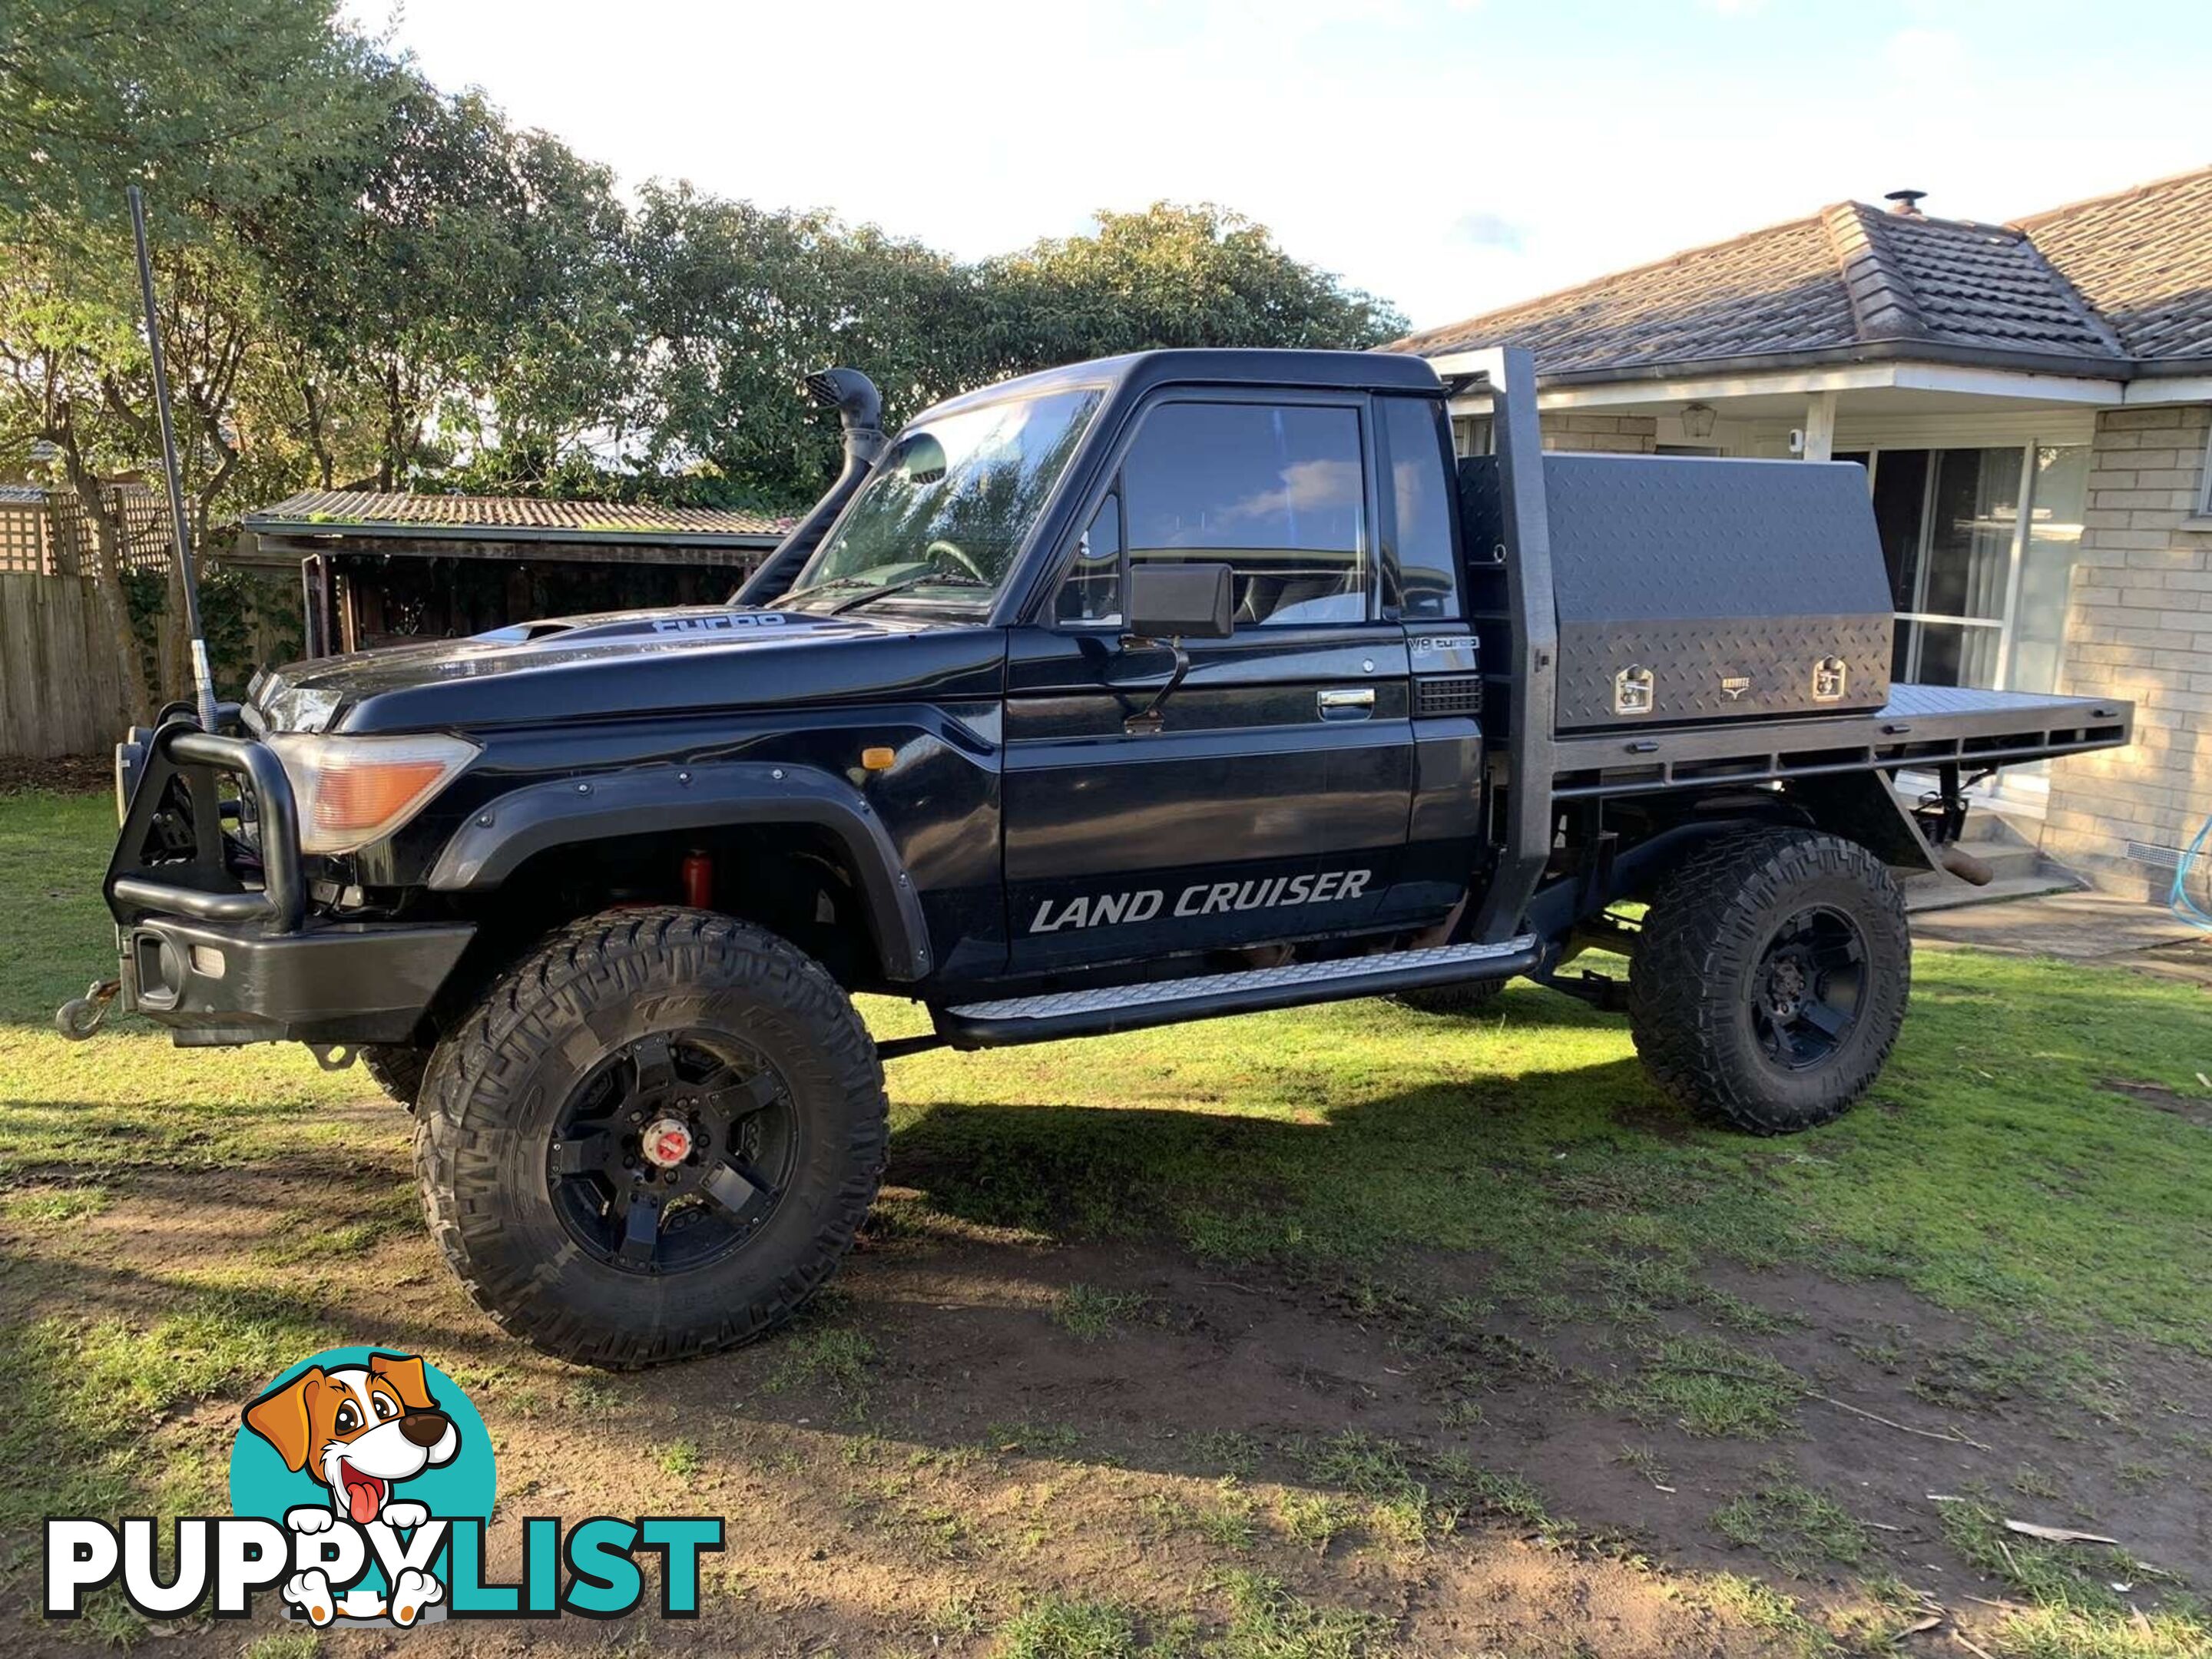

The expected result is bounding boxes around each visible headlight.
[266,733,480,856]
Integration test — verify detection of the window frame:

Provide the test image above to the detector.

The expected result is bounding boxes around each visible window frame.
[1036,385,1386,635]
[2197,422,2212,520]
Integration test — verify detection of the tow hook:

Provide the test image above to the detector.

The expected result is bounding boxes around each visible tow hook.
[55,979,121,1041]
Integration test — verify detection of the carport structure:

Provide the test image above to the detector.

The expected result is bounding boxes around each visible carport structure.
[243,490,792,655]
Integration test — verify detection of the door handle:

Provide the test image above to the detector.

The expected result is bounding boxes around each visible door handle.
[1316,687,1375,720]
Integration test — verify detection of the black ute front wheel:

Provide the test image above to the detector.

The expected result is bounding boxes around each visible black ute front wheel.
[1628,829,1909,1134]
[362,1045,429,1108]
[415,907,886,1367]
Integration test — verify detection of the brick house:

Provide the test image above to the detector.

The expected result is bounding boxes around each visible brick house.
[1395,166,2212,899]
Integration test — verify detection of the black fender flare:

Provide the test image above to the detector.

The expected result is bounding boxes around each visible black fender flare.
[425,761,933,981]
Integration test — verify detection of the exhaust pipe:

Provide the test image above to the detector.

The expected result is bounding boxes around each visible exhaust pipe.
[734,368,888,607]
[1938,843,1995,886]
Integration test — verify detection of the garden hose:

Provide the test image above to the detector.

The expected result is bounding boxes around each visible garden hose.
[2174,811,2212,932]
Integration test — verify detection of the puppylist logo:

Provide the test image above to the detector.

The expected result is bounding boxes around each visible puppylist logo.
[45,1346,723,1628]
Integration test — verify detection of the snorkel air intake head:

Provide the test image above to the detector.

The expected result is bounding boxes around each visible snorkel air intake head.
[806,366,882,429]
[805,368,888,469]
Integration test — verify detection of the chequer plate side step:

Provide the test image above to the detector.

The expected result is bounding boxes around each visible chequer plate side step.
[936,935,1542,1048]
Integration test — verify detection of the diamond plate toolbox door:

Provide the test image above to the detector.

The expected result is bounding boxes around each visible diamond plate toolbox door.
[1461,453,1892,731]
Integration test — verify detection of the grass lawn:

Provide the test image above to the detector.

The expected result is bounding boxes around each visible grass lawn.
[2,783,2209,1656]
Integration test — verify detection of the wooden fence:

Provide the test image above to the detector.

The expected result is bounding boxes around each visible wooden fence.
[0,572,132,757]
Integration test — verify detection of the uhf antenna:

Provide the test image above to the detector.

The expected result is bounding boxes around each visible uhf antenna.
[127,184,219,732]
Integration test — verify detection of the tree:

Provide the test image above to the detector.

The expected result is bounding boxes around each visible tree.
[0,237,155,717]
[0,0,379,717]
[2,7,1417,727]
[0,222,310,710]
[978,202,1406,375]
[0,0,378,243]
[623,196,1406,510]
[245,68,634,494]
[621,184,983,507]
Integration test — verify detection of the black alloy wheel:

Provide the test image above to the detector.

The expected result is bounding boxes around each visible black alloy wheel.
[414,907,887,1367]
[548,1031,800,1277]
[1747,905,1867,1071]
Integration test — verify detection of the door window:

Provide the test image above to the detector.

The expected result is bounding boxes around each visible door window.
[1919,447,2022,621]
[1122,402,1369,627]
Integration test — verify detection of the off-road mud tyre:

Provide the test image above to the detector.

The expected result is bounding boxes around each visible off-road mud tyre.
[415,906,886,1368]
[1628,828,1909,1135]
[1392,978,1506,1016]
[362,1044,430,1108]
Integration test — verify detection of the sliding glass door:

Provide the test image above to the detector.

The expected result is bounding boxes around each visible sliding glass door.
[1843,442,2089,694]
[1842,440,2090,796]
[1898,446,2018,685]
[2002,446,2091,696]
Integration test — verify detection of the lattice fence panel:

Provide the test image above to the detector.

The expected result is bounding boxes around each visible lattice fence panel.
[0,502,47,573]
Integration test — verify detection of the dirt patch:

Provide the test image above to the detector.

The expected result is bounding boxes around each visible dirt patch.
[0,753,109,796]
[2103,1076,2212,1127]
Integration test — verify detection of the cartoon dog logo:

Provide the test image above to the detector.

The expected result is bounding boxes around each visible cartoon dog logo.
[241,1351,459,1626]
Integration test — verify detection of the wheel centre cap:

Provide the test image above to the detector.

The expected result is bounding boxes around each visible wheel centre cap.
[641,1118,694,1168]
[1763,956,1809,1016]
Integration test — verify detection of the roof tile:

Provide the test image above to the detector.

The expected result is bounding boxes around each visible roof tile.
[1396,214,1859,370]
[2017,166,2212,359]
[1398,167,2212,376]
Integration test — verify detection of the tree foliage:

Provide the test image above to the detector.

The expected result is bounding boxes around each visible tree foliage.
[0,3,1408,712]
[982,202,1406,372]
[0,0,379,240]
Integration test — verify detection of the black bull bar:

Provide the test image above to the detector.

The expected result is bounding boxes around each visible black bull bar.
[98,720,472,1048]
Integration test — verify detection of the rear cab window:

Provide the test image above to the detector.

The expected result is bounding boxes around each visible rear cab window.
[1379,396,1462,621]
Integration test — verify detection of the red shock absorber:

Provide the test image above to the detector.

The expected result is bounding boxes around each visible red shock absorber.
[680,849,714,911]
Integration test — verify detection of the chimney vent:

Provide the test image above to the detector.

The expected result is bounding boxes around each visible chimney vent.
[1884,189,1928,217]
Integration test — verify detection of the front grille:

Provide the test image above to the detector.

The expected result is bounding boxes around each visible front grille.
[1415,675,1483,717]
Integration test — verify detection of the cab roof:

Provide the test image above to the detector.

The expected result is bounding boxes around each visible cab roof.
[921,348,1445,421]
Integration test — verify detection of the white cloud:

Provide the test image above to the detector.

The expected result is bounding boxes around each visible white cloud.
[1449,210,1528,253]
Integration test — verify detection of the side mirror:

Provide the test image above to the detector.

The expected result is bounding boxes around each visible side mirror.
[1126,561,1233,641]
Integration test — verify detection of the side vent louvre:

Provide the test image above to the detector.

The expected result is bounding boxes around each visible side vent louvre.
[1416,675,1484,717]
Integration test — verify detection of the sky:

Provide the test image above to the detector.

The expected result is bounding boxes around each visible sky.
[346,0,2212,333]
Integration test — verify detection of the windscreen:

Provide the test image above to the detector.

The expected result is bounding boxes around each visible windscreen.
[786,386,1102,612]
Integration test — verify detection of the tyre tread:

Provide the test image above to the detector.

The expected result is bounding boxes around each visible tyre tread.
[414,906,886,1369]
[1627,828,1909,1135]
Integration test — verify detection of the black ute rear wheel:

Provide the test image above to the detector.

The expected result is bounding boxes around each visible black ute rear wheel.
[415,907,886,1368]
[1628,829,1909,1134]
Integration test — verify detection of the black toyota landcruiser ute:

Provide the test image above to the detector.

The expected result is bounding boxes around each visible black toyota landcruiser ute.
[78,346,2135,1366]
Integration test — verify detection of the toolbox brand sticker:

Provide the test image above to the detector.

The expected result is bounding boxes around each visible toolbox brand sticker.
[1028,869,1373,933]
